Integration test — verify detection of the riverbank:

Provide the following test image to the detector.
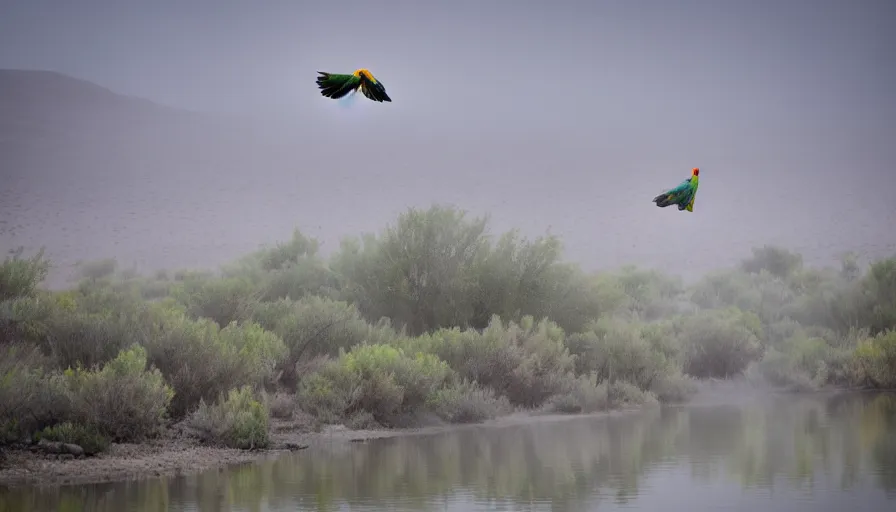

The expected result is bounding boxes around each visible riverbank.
[0,409,650,488]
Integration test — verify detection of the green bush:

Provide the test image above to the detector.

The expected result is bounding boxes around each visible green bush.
[861,259,896,335]
[170,274,263,327]
[137,305,286,418]
[330,205,490,336]
[265,391,297,420]
[546,373,610,414]
[853,330,896,389]
[418,316,576,408]
[188,386,270,449]
[37,421,109,455]
[756,331,855,391]
[673,308,764,379]
[0,247,50,301]
[329,205,612,337]
[0,343,70,442]
[607,380,658,408]
[249,296,394,387]
[649,371,698,403]
[740,245,804,280]
[297,344,453,427]
[224,229,335,302]
[64,345,173,442]
[567,317,671,392]
[426,379,512,423]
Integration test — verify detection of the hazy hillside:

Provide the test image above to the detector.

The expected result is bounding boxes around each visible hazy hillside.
[1,69,894,288]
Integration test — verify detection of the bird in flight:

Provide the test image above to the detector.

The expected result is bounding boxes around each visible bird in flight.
[315,69,392,102]
[652,167,701,212]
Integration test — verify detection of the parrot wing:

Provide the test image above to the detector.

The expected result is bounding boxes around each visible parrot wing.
[359,73,392,102]
[652,178,695,210]
[316,72,362,99]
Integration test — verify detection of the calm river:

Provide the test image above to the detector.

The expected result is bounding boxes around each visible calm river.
[2,391,895,511]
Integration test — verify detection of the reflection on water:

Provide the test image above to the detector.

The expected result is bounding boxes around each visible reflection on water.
[2,392,894,512]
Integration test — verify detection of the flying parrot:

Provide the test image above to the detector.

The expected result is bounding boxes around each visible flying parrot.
[315,69,392,102]
[652,167,700,212]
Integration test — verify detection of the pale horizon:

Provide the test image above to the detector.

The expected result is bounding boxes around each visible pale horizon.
[1,0,895,285]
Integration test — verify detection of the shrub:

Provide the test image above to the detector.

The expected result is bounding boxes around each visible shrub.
[330,205,489,336]
[610,266,685,321]
[249,296,394,387]
[2,286,147,370]
[853,330,896,389]
[0,247,50,301]
[756,332,852,391]
[189,386,270,449]
[329,205,608,337]
[567,318,671,392]
[426,379,512,423]
[217,320,288,389]
[674,308,764,379]
[266,392,297,420]
[546,373,610,414]
[296,344,453,427]
[137,305,286,418]
[420,316,576,408]
[649,371,698,403]
[740,245,803,280]
[0,343,70,442]
[170,274,263,327]
[37,422,109,455]
[64,345,173,442]
[225,230,335,302]
[861,259,896,335]
[607,380,658,407]
[470,231,603,333]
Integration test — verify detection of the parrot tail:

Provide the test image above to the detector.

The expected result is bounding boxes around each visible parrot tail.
[652,193,675,208]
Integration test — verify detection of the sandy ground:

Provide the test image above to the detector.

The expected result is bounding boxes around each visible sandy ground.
[0,410,643,488]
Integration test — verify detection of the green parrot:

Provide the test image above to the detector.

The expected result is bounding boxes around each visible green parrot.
[315,68,392,102]
[652,167,700,212]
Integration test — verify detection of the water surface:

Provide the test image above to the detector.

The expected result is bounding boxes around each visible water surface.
[3,391,895,511]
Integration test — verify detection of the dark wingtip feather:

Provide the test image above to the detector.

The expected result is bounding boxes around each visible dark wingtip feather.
[359,74,392,103]
[652,193,673,207]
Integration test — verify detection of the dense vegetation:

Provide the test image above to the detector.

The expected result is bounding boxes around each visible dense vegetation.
[1,205,894,453]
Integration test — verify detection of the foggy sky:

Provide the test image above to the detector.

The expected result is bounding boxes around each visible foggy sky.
[1,0,895,282]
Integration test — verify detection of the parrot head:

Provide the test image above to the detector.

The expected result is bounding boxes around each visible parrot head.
[691,167,700,177]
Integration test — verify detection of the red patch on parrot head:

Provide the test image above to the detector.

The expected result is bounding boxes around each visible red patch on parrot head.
[692,168,700,176]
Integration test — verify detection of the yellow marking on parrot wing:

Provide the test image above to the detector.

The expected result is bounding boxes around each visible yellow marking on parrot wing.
[353,68,378,83]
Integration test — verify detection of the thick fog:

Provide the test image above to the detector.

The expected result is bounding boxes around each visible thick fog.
[1,0,894,286]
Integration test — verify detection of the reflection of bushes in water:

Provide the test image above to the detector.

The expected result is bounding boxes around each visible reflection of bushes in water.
[0,478,171,512]
[3,393,894,511]
[1,204,896,454]
[177,410,694,511]
[862,393,896,492]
